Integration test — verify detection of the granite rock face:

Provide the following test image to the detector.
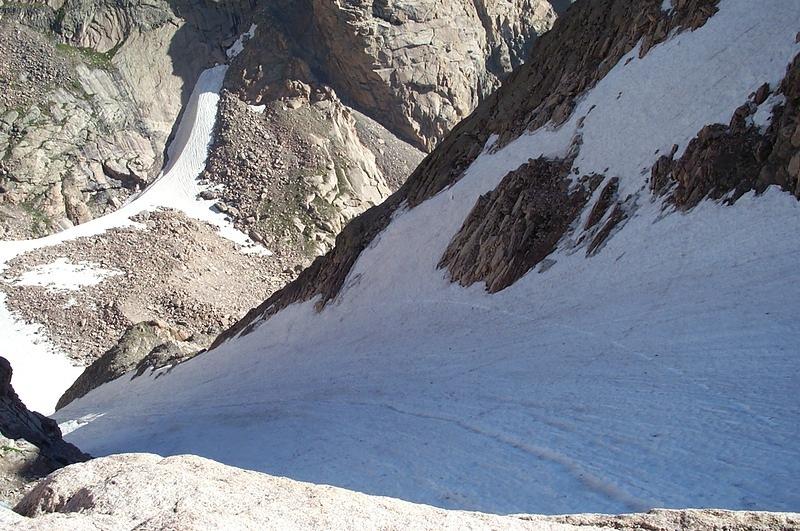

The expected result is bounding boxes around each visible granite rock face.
[438,157,588,293]
[309,0,558,151]
[9,454,800,530]
[0,0,250,238]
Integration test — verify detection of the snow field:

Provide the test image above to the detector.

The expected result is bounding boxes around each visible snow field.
[54,0,800,515]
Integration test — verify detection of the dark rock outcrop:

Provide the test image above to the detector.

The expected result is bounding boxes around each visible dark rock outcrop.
[56,320,206,410]
[439,157,587,292]
[651,56,800,208]
[0,357,88,504]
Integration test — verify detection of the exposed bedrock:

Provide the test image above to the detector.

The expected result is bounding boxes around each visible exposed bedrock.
[9,454,800,530]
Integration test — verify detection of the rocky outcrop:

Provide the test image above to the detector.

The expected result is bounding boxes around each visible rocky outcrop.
[439,157,588,292]
[0,357,88,505]
[8,454,799,530]
[56,320,206,410]
[201,88,422,261]
[214,0,724,346]
[652,55,800,207]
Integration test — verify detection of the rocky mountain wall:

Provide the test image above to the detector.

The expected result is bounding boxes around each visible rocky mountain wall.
[230,0,558,152]
[0,0,251,238]
[213,0,726,346]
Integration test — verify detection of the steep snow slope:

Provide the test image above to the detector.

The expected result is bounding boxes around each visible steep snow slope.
[56,0,800,516]
[0,65,262,414]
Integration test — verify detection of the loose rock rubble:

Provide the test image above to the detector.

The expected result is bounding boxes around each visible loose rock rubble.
[0,210,281,365]
[201,88,422,265]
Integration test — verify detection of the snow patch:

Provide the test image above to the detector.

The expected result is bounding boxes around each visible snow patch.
[226,24,257,59]
[14,258,121,292]
[752,92,787,131]
[0,293,83,415]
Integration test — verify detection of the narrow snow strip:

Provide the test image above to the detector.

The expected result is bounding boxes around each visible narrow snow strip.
[14,258,121,292]
[0,64,263,269]
[0,293,83,415]
[752,92,786,131]
[227,24,257,59]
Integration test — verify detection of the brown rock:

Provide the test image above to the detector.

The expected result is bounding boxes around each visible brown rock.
[439,157,587,293]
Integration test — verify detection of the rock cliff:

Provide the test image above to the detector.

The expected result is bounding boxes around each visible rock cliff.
[0,0,250,238]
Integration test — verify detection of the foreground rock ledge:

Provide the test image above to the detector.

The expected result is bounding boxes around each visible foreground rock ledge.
[4,454,797,530]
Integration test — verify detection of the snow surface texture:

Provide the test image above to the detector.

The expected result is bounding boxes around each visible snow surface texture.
[0,62,264,413]
[57,0,800,516]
